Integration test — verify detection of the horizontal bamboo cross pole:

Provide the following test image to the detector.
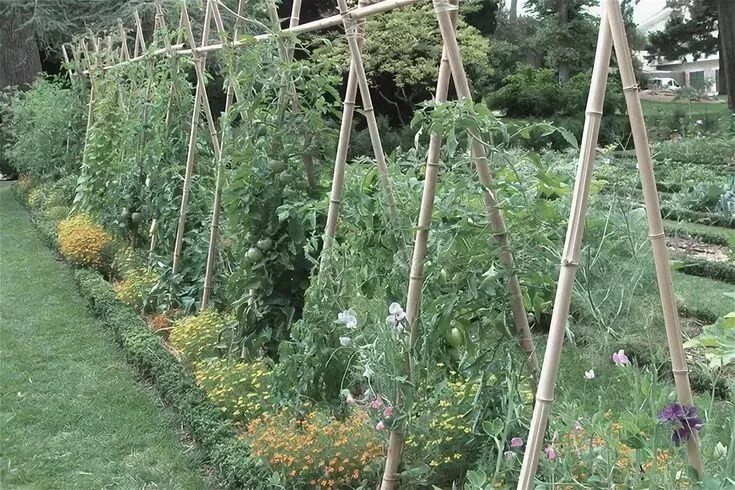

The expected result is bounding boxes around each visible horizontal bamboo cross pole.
[84,0,419,73]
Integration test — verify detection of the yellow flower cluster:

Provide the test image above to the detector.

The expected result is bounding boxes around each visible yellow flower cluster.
[114,267,158,310]
[27,187,48,210]
[193,358,272,423]
[417,378,477,451]
[247,407,384,489]
[169,310,227,362]
[57,214,112,268]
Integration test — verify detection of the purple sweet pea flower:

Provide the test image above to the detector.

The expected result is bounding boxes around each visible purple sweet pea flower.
[510,437,524,448]
[544,445,558,461]
[658,403,704,445]
[612,349,630,366]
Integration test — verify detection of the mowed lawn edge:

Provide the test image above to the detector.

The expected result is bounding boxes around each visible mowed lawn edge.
[0,182,210,489]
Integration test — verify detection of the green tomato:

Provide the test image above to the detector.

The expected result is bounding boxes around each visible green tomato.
[279,173,294,185]
[246,247,263,262]
[130,212,141,224]
[445,326,464,347]
[439,268,448,284]
[256,238,274,251]
[120,208,129,219]
[245,233,258,244]
[268,160,287,173]
[447,347,461,361]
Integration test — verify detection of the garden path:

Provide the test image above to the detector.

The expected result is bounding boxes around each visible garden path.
[0,182,210,488]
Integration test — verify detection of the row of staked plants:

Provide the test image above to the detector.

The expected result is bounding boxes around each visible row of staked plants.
[3,5,734,488]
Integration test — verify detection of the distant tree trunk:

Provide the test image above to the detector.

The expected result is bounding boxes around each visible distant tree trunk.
[719,38,728,95]
[0,9,42,90]
[509,0,518,30]
[718,0,734,108]
[558,0,570,82]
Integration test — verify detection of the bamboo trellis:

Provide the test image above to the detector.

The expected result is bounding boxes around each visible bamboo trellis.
[516,0,703,486]
[66,0,699,486]
[71,0,539,480]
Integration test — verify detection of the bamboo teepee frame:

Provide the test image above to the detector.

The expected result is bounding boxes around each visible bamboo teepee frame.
[73,0,543,482]
[516,0,703,486]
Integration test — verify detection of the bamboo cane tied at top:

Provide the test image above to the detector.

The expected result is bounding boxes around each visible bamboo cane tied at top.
[172,1,215,275]
[604,0,703,477]
[319,0,369,274]
[379,6,457,488]
[515,10,613,488]
[432,0,539,375]
[201,0,247,310]
[335,0,402,241]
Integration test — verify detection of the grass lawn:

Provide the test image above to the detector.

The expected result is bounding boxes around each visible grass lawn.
[673,271,734,324]
[0,183,210,489]
[640,97,731,119]
[665,219,735,250]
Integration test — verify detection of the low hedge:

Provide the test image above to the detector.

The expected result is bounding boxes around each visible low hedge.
[676,257,735,284]
[74,268,270,489]
[18,186,270,489]
[665,223,732,247]
[661,205,735,229]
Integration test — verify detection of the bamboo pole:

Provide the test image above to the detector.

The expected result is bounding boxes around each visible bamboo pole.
[201,0,246,310]
[80,38,98,175]
[133,10,146,57]
[336,0,400,237]
[118,20,131,61]
[320,0,369,269]
[605,0,704,477]
[172,2,214,274]
[379,6,456,487]
[515,11,613,489]
[432,0,538,372]
[86,0,419,73]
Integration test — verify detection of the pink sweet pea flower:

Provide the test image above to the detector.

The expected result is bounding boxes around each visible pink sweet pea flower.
[369,395,383,409]
[510,437,524,448]
[544,445,558,461]
[375,420,385,431]
[612,349,630,366]
[383,406,394,418]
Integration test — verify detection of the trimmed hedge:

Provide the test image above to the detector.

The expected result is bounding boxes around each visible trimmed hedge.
[17,186,270,489]
[661,205,735,229]
[665,222,732,248]
[73,268,270,489]
[676,257,735,284]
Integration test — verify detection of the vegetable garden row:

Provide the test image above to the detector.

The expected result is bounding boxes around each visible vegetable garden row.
[2,0,734,487]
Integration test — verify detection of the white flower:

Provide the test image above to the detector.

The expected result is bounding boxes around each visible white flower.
[336,309,358,329]
[696,119,703,124]
[714,442,727,459]
[386,302,407,327]
[584,369,595,380]
[339,336,352,347]
[363,363,374,379]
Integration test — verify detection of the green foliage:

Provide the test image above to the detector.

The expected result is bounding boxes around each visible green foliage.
[653,136,735,166]
[487,66,624,118]
[685,309,735,369]
[1,77,85,180]
[220,41,341,355]
[316,4,493,108]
